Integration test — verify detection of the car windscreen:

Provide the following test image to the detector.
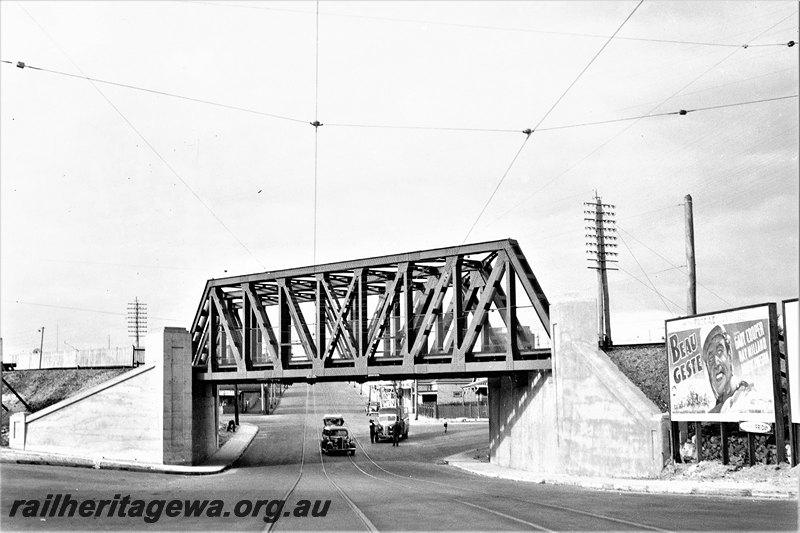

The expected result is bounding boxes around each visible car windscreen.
[327,429,348,437]
[379,415,396,423]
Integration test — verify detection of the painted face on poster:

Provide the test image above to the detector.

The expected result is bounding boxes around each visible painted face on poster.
[666,305,775,423]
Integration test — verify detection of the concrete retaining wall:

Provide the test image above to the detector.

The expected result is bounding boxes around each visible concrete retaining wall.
[9,364,162,462]
[8,327,215,465]
[489,300,670,478]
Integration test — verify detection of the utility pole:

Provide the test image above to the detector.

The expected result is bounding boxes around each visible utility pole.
[38,327,45,369]
[684,193,703,463]
[685,194,697,314]
[127,298,148,349]
[584,193,618,348]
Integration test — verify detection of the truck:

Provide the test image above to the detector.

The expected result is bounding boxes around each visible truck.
[374,407,410,441]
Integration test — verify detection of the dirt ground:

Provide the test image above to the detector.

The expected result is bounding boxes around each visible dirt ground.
[471,446,799,490]
[659,460,799,491]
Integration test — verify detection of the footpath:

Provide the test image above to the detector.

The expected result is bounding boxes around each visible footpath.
[444,448,798,501]
[0,423,259,475]
[419,417,797,501]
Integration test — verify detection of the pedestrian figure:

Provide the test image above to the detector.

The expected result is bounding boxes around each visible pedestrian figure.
[226,420,237,432]
[443,420,448,433]
[392,419,401,446]
[369,419,376,444]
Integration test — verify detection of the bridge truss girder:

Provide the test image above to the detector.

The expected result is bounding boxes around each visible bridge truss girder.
[190,239,551,383]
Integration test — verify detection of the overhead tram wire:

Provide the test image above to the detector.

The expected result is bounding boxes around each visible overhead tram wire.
[0,61,307,125]
[617,232,678,314]
[460,0,644,244]
[4,60,795,137]
[616,266,686,315]
[312,0,321,266]
[188,0,797,49]
[470,11,799,226]
[9,300,180,322]
[617,225,733,307]
[13,6,268,271]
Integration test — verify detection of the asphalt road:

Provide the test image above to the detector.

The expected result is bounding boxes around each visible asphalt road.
[1,381,797,531]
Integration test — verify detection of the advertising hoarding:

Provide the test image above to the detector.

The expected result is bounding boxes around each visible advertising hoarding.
[666,304,777,422]
[784,299,799,424]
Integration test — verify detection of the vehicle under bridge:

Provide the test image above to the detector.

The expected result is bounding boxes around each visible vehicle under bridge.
[190,239,552,384]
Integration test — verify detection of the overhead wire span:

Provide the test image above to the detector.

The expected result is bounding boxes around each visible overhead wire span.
[536,94,799,131]
[460,0,644,243]
[1,61,308,124]
[5,60,795,136]
[460,133,532,245]
[617,232,676,314]
[9,300,180,322]
[617,225,733,306]
[313,0,321,266]
[188,1,797,49]
[616,265,686,315]
[464,11,799,226]
[323,122,520,134]
[530,0,644,134]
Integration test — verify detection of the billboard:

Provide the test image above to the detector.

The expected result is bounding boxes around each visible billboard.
[666,304,777,422]
[785,299,799,424]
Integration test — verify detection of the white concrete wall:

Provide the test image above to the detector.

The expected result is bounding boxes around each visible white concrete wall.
[489,300,670,478]
[7,328,207,466]
[10,364,163,463]
[162,328,193,465]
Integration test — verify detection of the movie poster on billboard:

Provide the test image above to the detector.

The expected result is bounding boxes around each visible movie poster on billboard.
[666,304,776,422]
[784,299,799,424]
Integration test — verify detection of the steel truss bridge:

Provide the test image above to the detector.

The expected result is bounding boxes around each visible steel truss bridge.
[191,239,552,383]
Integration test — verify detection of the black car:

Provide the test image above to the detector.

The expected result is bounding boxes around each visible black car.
[320,426,356,455]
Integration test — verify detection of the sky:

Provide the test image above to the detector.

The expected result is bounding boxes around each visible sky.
[1,0,797,356]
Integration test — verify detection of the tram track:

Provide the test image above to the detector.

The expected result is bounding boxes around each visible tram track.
[267,384,376,532]
[264,385,310,533]
[319,383,673,533]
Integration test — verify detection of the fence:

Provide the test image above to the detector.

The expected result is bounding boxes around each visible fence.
[418,402,488,419]
[4,347,144,369]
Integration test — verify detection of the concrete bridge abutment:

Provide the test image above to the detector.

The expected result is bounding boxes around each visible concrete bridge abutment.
[489,300,670,478]
[9,327,218,466]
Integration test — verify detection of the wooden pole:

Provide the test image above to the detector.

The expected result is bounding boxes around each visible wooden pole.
[671,421,682,462]
[38,327,45,369]
[682,195,697,448]
[595,199,611,347]
[747,433,756,466]
[694,422,703,462]
[234,383,240,426]
[684,194,697,315]
[721,423,730,465]
[768,303,788,463]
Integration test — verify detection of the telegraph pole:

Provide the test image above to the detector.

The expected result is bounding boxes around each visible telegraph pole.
[127,298,148,349]
[684,194,703,462]
[38,327,45,369]
[584,194,618,348]
[684,194,697,314]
